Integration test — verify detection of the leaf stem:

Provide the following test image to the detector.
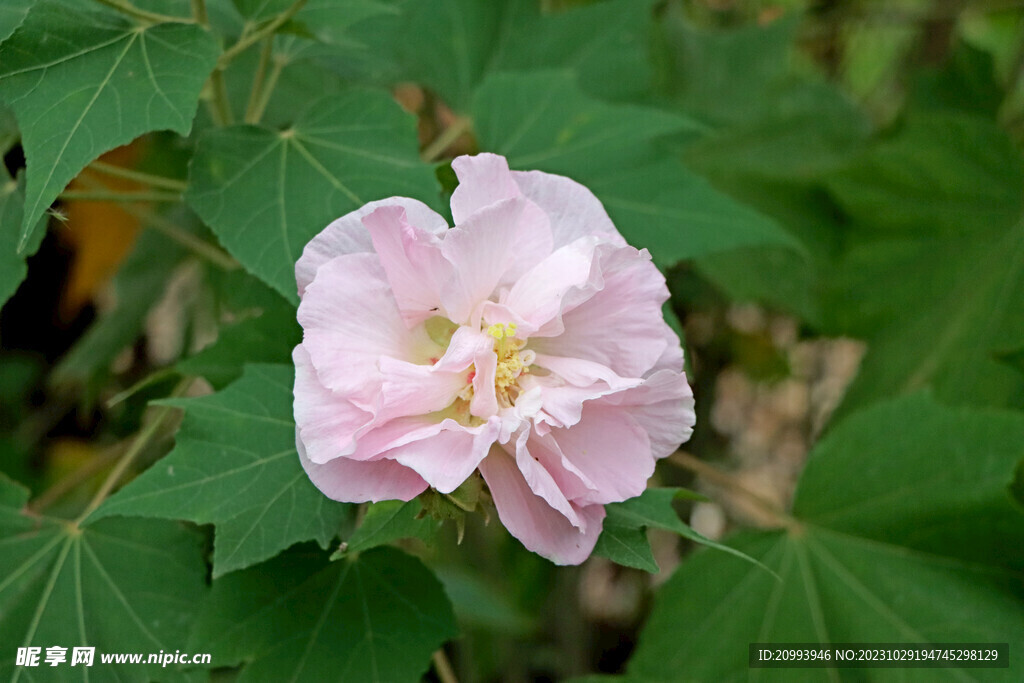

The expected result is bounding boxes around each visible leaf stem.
[244,36,275,124]
[94,0,194,24]
[219,0,307,67]
[209,68,235,125]
[30,449,122,514]
[75,378,193,524]
[191,0,209,27]
[421,117,472,162]
[87,160,188,192]
[666,451,793,528]
[129,207,240,271]
[59,189,182,202]
[432,649,459,683]
[248,54,286,124]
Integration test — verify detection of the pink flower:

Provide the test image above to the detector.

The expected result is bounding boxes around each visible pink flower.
[293,153,695,565]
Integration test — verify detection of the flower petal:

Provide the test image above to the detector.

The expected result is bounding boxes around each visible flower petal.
[363,205,453,326]
[298,432,428,503]
[548,403,654,506]
[597,369,695,459]
[440,197,554,324]
[450,153,521,224]
[511,169,625,249]
[479,450,605,565]
[530,246,671,378]
[296,197,447,298]
[298,253,432,405]
[390,418,501,493]
[293,344,373,464]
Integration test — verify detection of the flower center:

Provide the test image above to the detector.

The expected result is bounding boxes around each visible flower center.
[486,323,535,408]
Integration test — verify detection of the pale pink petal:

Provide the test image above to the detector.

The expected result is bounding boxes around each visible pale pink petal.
[450,153,521,224]
[548,404,654,506]
[390,418,501,493]
[363,205,453,326]
[519,430,596,504]
[440,197,554,323]
[378,357,468,422]
[651,320,685,375]
[479,450,605,565]
[500,236,602,332]
[511,430,583,529]
[511,169,625,249]
[298,432,428,503]
[597,370,695,458]
[296,197,447,297]
[530,246,671,378]
[298,253,431,405]
[293,345,373,464]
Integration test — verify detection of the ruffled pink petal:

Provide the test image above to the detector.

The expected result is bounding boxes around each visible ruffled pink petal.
[650,320,685,375]
[511,169,625,249]
[378,357,469,422]
[450,153,521,225]
[296,197,447,298]
[479,450,605,565]
[530,246,671,379]
[293,344,373,464]
[510,430,583,529]
[470,349,499,418]
[500,236,602,333]
[389,418,501,493]
[596,369,695,459]
[297,432,428,503]
[298,253,431,405]
[363,205,453,326]
[548,404,654,506]
[440,197,554,324]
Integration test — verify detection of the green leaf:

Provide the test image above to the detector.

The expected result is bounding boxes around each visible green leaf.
[594,487,761,574]
[628,395,1024,682]
[0,170,44,310]
[334,0,656,109]
[177,274,300,390]
[0,0,220,248]
[0,0,33,44]
[824,114,1024,414]
[186,90,439,302]
[433,565,533,635]
[91,364,352,577]
[337,499,438,557]
[189,545,457,681]
[472,71,796,265]
[0,475,208,682]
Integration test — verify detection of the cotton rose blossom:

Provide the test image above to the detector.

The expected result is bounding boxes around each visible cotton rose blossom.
[292,153,695,565]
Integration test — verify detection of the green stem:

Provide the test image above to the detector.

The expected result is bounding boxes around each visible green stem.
[248,55,286,125]
[210,68,234,126]
[59,189,182,202]
[191,0,208,27]
[131,208,240,271]
[432,650,459,683]
[219,0,307,67]
[421,117,472,162]
[244,36,275,124]
[87,160,187,192]
[75,378,193,525]
[94,0,193,24]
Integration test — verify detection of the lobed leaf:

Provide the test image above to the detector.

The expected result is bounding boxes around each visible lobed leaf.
[92,364,352,577]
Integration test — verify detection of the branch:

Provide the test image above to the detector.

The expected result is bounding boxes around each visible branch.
[219,0,307,67]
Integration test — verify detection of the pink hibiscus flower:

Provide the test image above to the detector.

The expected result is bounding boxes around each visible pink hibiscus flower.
[293,153,695,565]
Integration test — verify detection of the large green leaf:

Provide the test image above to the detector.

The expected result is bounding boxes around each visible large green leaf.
[0,0,220,248]
[628,394,1024,682]
[186,90,439,302]
[824,114,1024,414]
[189,545,457,681]
[0,0,33,44]
[0,475,208,682]
[0,170,44,310]
[472,71,796,265]
[338,499,437,556]
[330,0,656,109]
[92,364,352,577]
